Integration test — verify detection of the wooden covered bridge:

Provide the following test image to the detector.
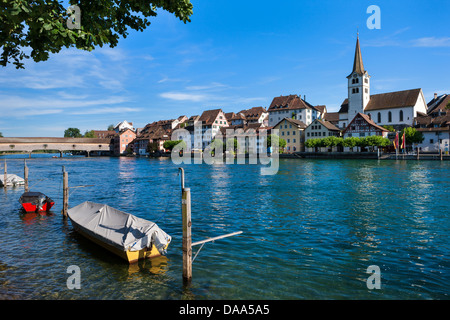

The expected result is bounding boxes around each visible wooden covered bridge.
[0,137,112,157]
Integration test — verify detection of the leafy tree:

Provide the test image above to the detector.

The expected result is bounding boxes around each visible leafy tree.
[342,137,359,151]
[226,137,238,153]
[146,141,159,154]
[1,0,193,69]
[267,134,286,151]
[107,124,114,131]
[382,125,396,132]
[400,127,424,145]
[163,140,185,151]
[446,101,450,110]
[0,132,3,137]
[365,135,391,151]
[84,130,95,138]
[64,127,82,138]
[208,138,224,155]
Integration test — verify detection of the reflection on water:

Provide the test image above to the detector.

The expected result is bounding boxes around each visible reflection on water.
[0,157,449,299]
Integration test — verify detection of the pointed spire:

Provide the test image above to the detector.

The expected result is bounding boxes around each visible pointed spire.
[350,33,365,76]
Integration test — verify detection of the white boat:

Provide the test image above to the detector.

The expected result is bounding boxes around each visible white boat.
[67,201,171,263]
[0,174,25,187]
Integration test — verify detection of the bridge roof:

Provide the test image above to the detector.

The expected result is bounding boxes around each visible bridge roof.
[0,137,111,144]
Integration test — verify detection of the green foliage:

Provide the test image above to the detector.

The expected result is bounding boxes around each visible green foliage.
[1,0,193,69]
[446,101,450,110]
[83,130,95,138]
[226,138,238,152]
[307,136,391,150]
[209,138,224,155]
[0,132,3,137]
[382,125,396,132]
[107,124,114,131]
[267,134,286,150]
[163,140,185,151]
[146,141,159,153]
[64,127,82,138]
[400,127,424,144]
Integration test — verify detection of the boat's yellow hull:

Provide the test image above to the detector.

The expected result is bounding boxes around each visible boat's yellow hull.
[73,224,169,264]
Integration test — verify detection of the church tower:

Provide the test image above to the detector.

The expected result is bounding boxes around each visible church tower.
[347,35,370,118]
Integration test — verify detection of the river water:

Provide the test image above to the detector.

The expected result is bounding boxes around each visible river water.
[0,154,449,299]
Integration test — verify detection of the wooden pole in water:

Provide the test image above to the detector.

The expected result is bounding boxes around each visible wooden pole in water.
[180,168,192,283]
[62,166,69,218]
[440,148,443,161]
[24,160,29,192]
[3,160,7,189]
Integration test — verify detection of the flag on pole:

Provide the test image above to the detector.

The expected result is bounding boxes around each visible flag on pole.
[401,132,406,149]
[393,132,399,149]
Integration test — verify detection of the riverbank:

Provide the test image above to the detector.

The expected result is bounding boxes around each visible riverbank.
[280,151,450,160]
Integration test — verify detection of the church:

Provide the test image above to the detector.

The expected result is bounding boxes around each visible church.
[338,36,428,131]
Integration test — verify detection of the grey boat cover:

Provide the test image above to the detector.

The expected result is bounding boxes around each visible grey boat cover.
[0,174,25,187]
[68,201,171,255]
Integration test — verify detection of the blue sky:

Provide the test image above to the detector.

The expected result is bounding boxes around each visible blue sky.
[1,0,449,137]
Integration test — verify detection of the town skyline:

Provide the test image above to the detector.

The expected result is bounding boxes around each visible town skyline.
[1,0,449,137]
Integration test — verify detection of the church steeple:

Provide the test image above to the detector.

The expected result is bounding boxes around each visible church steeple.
[349,34,365,77]
[347,34,371,116]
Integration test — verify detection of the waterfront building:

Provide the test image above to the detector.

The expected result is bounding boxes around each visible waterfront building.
[305,118,341,141]
[342,112,389,139]
[133,119,178,155]
[268,94,322,127]
[112,128,136,156]
[414,93,450,153]
[338,36,428,130]
[323,112,340,126]
[195,108,230,149]
[93,130,115,139]
[113,120,134,133]
[273,118,307,153]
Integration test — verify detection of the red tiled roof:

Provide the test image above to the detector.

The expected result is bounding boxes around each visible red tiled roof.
[268,95,312,112]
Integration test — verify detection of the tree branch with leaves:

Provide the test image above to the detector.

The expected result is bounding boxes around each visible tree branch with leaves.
[1,0,193,69]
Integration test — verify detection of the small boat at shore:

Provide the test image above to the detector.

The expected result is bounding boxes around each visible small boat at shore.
[67,201,171,263]
[0,174,25,187]
[19,192,55,212]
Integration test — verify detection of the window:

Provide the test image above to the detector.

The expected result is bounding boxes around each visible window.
[287,139,290,143]
[365,88,369,93]
[352,88,359,94]
[307,132,310,137]
[377,112,381,123]
[365,78,368,84]
[293,139,296,143]
[293,131,296,135]
[287,131,290,135]
[282,132,285,136]
[388,111,392,123]
[399,110,404,122]
[430,139,434,143]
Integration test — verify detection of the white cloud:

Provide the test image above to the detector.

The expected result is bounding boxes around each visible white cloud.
[411,37,450,47]
[160,92,208,102]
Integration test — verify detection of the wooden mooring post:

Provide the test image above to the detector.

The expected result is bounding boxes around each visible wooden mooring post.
[24,160,29,192]
[178,167,243,284]
[180,168,192,283]
[62,166,69,218]
[3,160,6,189]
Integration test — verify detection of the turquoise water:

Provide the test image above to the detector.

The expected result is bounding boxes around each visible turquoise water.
[0,154,449,299]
